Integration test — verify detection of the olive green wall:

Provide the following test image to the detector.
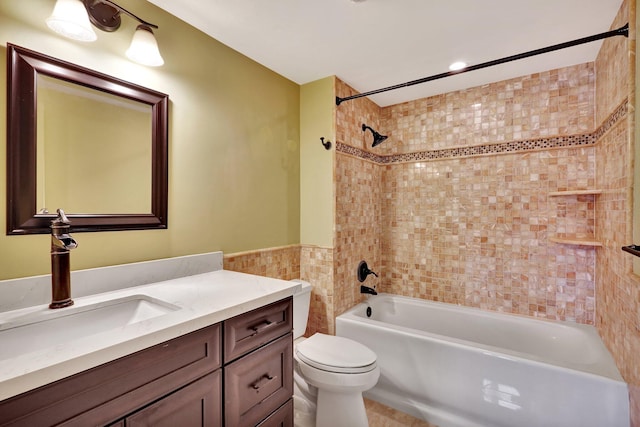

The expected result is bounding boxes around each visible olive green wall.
[0,0,300,279]
[300,77,335,247]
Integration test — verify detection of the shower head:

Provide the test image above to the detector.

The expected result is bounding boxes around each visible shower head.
[362,124,388,147]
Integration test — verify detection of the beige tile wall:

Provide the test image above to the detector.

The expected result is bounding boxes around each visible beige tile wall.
[595,0,639,424]
[335,60,602,323]
[223,244,300,280]
[595,5,631,126]
[336,80,383,151]
[379,146,597,322]
[334,79,385,328]
[334,154,383,321]
[300,245,334,335]
[224,244,335,336]
[380,64,595,155]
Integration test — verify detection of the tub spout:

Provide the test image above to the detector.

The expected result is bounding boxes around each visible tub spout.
[50,209,77,309]
[360,285,378,296]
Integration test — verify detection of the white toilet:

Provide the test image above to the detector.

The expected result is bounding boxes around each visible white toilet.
[291,280,380,427]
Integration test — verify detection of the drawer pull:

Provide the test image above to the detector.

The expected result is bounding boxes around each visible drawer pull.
[251,374,275,390]
[250,319,273,336]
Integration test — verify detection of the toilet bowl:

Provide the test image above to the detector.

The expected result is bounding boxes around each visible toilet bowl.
[291,280,379,427]
[295,333,379,427]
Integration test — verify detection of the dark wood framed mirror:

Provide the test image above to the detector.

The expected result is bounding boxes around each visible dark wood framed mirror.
[6,44,168,234]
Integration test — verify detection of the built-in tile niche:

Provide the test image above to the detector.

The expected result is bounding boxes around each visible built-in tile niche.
[548,190,602,246]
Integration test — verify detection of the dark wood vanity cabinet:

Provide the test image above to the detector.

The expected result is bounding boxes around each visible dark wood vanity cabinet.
[0,297,293,427]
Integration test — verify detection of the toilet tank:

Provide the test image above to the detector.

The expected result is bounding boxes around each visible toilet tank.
[290,279,312,339]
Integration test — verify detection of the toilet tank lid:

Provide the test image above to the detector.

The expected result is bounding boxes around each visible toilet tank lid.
[290,279,312,293]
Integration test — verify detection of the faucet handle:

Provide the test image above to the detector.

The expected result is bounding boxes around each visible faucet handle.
[357,260,378,282]
[54,208,71,225]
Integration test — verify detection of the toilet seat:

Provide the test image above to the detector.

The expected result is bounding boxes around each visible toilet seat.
[295,333,377,374]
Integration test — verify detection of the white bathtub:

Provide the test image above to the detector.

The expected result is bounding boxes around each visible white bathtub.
[336,294,629,427]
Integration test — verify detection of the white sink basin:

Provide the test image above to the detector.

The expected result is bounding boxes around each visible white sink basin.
[0,295,179,360]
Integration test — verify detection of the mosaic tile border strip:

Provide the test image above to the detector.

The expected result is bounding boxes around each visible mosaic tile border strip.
[593,98,628,141]
[337,99,628,164]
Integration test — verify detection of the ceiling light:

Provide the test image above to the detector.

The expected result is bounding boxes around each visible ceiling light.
[46,0,164,67]
[449,61,467,71]
[46,0,97,42]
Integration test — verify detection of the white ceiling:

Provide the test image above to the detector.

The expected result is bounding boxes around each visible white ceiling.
[147,0,624,107]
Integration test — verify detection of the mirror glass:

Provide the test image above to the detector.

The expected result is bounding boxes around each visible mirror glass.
[36,75,152,214]
[7,44,168,234]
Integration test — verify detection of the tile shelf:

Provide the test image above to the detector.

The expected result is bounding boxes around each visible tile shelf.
[548,236,603,247]
[548,189,602,247]
[548,190,603,196]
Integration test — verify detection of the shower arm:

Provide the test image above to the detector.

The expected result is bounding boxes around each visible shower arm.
[336,23,629,106]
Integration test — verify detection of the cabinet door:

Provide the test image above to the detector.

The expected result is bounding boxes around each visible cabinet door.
[256,399,293,427]
[126,370,222,427]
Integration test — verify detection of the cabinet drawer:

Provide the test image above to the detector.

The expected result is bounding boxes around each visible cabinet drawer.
[0,323,221,427]
[126,370,222,427]
[225,334,293,427]
[256,399,294,427]
[224,297,292,362]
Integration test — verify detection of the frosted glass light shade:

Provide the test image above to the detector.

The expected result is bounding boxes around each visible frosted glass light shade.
[126,25,164,67]
[46,0,97,42]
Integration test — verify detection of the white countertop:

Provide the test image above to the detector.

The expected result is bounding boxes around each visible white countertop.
[0,265,299,401]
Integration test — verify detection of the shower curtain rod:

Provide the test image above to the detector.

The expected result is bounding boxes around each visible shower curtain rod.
[335,23,629,106]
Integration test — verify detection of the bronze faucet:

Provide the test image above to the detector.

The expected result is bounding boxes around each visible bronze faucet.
[50,209,78,309]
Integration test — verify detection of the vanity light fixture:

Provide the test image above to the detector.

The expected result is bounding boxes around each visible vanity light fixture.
[46,0,164,67]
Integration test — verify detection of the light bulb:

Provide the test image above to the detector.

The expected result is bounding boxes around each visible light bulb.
[126,25,164,67]
[46,0,97,42]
